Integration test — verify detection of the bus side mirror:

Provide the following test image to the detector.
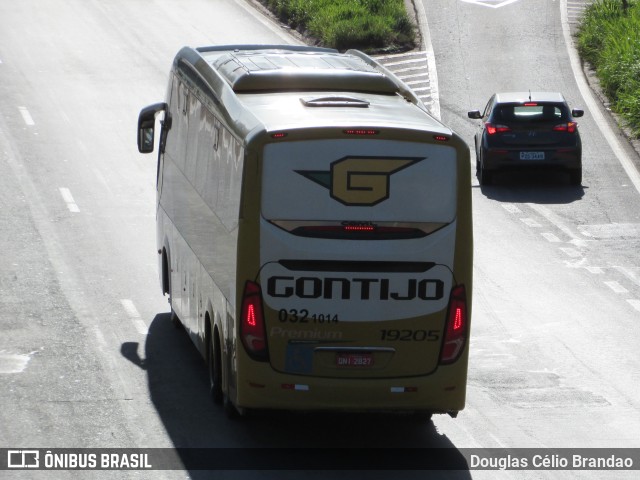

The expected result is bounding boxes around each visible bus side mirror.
[138,102,168,153]
[572,108,584,118]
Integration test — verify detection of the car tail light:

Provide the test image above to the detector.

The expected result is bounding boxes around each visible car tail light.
[439,284,468,365]
[240,281,268,361]
[486,123,511,135]
[553,122,577,133]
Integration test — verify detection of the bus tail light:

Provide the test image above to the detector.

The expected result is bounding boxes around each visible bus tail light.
[439,284,468,365]
[240,281,269,361]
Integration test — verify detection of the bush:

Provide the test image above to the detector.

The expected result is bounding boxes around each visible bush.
[577,0,640,136]
[260,0,415,53]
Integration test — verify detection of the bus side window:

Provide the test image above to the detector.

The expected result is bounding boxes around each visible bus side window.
[168,81,190,174]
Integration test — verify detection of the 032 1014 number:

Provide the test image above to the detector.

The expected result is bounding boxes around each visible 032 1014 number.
[380,329,439,341]
[279,309,338,323]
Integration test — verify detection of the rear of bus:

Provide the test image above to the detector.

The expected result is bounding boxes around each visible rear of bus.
[234,91,473,416]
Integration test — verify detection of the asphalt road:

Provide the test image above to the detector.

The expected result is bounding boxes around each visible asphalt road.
[0,0,639,479]
[425,0,640,477]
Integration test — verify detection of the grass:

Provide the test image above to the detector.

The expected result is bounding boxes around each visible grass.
[577,0,640,136]
[259,0,416,53]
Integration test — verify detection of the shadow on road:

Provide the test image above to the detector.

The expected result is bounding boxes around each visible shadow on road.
[476,170,586,204]
[121,313,473,479]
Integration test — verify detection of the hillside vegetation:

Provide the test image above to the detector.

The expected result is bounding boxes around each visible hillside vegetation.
[259,0,416,53]
[577,0,640,136]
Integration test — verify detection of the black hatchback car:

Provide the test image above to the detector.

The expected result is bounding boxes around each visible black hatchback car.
[468,92,584,185]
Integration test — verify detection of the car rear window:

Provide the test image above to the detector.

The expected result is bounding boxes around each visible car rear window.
[494,103,568,123]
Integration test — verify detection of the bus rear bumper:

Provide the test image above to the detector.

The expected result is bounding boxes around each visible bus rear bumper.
[234,363,468,414]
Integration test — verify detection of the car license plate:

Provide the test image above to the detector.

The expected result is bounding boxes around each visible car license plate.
[520,151,545,160]
[336,352,374,367]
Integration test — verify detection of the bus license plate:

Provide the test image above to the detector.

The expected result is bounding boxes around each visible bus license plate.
[520,151,545,160]
[336,353,374,367]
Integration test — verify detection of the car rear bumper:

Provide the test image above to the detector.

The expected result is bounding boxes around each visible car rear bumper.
[482,148,581,172]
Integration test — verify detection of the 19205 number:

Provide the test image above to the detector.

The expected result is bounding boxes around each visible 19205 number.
[380,329,440,341]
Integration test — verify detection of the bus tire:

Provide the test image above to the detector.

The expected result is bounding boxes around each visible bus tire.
[414,412,433,422]
[208,329,223,405]
[170,309,181,328]
[223,395,241,419]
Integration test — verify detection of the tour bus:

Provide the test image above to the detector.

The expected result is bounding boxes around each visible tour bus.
[137,44,473,418]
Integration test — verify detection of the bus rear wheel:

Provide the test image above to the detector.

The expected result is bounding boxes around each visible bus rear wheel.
[208,331,223,405]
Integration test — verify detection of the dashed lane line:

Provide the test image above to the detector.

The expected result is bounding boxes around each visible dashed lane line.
[18,106,35,126]
[501,204,523,215]
[560,247,582,258]
[520,218,542,228]
[58,187,80,213]
[585,266,603,274]
[120,299,148,336]
[604,281,629,294]
[541,232,561,243]
[614,266,640,288]
[628,299,640,313]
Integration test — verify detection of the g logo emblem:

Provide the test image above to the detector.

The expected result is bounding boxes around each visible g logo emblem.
[296,156,423,206]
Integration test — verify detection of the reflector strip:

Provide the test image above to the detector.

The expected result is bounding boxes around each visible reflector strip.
[282,384,309,391]
[390,387,418,393]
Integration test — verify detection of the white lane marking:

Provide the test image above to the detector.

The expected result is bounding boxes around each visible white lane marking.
[379,57,426,68]
[585,266,603,274]
[628,299,640,312]
[413,0,440,119]
[0,350,38,374]
[614,266,640,287]
[561,0,640,195]
[565,257,587,268]
[18,106,35,126]
[120,299,148,335]
[604,281,629,294]
[461,0,521,8]
[58,187,80,213]
[502,203,522,214]
[579,223,640,239]
[560,247,582,258]
[521,217,542,228]
[527,203,580,241]
[94,326,108,347]
[541,232,561,243]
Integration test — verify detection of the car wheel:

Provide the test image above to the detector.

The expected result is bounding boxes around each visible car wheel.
[474,140,480,173]
[479,159,493,186]
[569,168,582,186]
